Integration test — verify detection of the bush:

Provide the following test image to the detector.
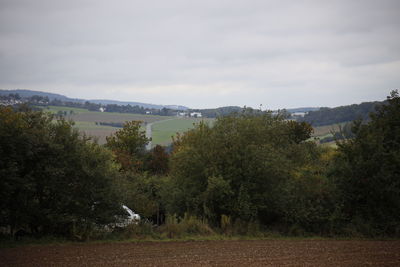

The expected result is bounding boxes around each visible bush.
[0,106,125,239]
[159,214,214,239]
[169,112,315,227]
[332,90,400,237]
[121,221,158,240]
[220,215,232,235]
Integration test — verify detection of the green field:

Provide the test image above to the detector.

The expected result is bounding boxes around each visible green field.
[151,118,214,146]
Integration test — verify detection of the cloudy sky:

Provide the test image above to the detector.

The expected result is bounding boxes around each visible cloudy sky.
[1,0,399,109]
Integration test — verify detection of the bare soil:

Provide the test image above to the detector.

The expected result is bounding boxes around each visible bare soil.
[1,240,399,266]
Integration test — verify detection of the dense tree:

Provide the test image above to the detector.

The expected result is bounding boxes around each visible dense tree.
[332,90,400,235]
[280,146,337,235]
[104,121,174,226]
[167,112,327,229]
[0,106,124,238]
[144,145,170,175]
[3,91,398,240]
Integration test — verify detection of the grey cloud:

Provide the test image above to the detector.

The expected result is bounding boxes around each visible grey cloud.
[1,0,399,108]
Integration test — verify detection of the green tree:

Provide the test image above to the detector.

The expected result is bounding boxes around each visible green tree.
[144,145,170,175]
[280,146,337,235]
[118,173,167,224]
[0,106,124,238]
[168,112,319,227]
[106,121,149,172]
[333,90,400,236]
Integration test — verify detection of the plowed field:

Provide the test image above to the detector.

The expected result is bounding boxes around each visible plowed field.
[1,240,399,266]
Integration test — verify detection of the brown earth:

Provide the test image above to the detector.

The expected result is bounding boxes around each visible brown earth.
[1,240,399,266]
[81,128,118,144]
[70,113,171,124]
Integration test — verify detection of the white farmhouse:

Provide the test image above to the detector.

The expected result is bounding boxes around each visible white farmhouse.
[291,112,307,117]
[190,112,202,118]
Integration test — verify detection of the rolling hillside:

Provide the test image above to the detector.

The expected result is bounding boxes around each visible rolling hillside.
[0,89,189,110]
[299,100,384,126]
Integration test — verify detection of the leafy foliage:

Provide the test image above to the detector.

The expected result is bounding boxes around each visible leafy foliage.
[332,90,400,235]
[167,111,328,230]
[105,121,149,172]
[0,106,124,238]
[3,91,399,240]
[144,145,170,175]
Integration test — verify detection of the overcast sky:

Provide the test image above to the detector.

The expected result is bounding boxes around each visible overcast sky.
[1,0,399,109]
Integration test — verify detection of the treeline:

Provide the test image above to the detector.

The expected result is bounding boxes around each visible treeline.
[192,106,267,118]
[1,91,399,240]
[96,122,124,128]
[0,93,22,101]
[0,93,49,104]
[300,101,383,126]
[51,99,178,116]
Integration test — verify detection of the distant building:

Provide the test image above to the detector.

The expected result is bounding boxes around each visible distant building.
[190,112,202,118]
[0,99,23,106]
[99,107,106,112]
[291,112,306,117]
[146,111,152,114]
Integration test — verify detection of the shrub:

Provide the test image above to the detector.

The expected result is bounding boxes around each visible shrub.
[159,213,214,238]
[220,215,232,235]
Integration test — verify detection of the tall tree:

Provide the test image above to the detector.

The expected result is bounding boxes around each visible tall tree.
[106,121,149,172]
[333,90,400,235]
[168,112,320,226]
[0,106,124,237]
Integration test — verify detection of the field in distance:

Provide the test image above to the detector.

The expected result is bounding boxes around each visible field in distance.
[151,117,215,146]
[39,106,174,144]
[39,106,213,146]
[311,122,348,147]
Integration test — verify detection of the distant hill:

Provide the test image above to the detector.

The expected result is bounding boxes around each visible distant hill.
[0,89,385,124]
[0,89,189,110]
[192,106,244,118]
[0,89,83,102]
[165,105,189,110]
[191,106,322,118]
[89,99,188,111]
[193,106,321,118]
[299,101,385,126]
